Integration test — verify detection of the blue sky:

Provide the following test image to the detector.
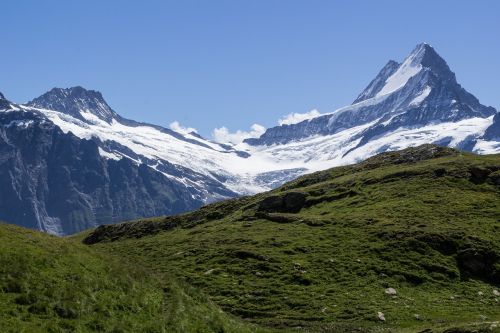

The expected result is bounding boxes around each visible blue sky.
[2,0,499,137]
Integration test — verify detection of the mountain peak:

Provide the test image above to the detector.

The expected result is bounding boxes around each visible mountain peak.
[406,42,453,78]
[0,91,13,110]
[248,43,496,147]
[354,43,453,103]
[27,86,117,123]
[52,86,104,99]
[409,42,433,58]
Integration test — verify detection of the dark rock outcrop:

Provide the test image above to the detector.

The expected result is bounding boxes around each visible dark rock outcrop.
[0,91,12,110]
[457,248,500,284]
[483,112,500,140]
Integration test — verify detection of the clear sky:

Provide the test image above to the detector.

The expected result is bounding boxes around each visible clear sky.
[2,0,499,138]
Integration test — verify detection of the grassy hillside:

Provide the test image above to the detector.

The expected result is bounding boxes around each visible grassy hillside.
[0,223,269,332]
[83,145,500,332]
[1,145,499,332]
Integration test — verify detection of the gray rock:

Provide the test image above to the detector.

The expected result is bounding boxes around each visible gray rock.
[385,288,397,296]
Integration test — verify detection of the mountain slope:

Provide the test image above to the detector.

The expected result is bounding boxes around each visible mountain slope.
[0,109,201,235]
[0,222,271,333]
[83,145,500,332]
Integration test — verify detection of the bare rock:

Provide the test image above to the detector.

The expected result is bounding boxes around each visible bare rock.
[385,287,397,296]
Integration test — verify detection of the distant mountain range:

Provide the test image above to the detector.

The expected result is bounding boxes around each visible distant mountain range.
[1,43,498,234]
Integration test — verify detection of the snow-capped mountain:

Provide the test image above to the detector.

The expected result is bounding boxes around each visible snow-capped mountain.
[245,43,496,146]
[244,43,499,165]
[0,87,304,234]
[0,43,498,235]
[23,87,298,197]
[0,98,204,235]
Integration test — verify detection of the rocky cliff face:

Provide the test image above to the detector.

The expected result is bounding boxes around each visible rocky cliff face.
[0,110,201,235]
[484,112,500,140]
[0,92,11,110]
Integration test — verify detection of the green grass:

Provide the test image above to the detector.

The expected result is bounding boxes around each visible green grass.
[0,223,269,332]
[1,145,499,332]
[84,145,500,332]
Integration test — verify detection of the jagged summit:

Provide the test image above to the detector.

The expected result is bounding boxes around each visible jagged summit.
[0,91,11,110]
[397,43,447,71]
[354,43,452,104]
[411,43,455,79]
[407,42,433,61]
[27,86,118,123]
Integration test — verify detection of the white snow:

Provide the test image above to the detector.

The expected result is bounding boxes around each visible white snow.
[4,120,35,128]
[29,106,282,194]
[0,104,24,112]
[248,120,380,172]
[409,86,431,106]
[98,147,121,160]
[376,50,423,97]
[354,116,491,155]
[474,139,500,154]
[249,116,495,173]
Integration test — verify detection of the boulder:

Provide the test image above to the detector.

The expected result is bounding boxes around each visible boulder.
[385,287,397,296]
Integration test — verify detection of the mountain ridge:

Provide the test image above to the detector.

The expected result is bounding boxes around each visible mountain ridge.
[27,86,118,123]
